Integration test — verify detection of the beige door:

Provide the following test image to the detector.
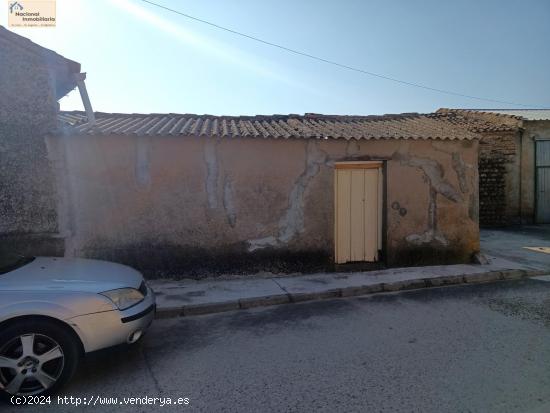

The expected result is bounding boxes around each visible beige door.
[334,162,382,264]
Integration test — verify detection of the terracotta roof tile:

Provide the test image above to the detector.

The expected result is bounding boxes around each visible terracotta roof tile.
[436,108,523,131]
[439,108,550,122]
[57,111,498,140]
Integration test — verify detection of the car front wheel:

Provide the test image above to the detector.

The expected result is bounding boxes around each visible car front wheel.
[0,320,80,398]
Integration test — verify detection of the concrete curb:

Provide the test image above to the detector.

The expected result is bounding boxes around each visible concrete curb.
[154,268,546,319]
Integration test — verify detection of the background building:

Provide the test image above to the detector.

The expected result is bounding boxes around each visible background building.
[440,109,550,226]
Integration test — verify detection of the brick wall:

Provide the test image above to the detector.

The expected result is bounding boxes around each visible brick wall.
[478,131,518,226]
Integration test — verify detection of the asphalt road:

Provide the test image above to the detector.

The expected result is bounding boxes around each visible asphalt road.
[5,278,550,413]
[481,226,550,270]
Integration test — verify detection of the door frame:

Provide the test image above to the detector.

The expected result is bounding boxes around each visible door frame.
[535,138,550,223]
[334,160,386,264]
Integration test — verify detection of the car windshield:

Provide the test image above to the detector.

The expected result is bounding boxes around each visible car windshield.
[0,252,35,275]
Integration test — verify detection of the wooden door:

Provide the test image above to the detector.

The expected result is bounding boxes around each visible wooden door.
[334,162,382,264]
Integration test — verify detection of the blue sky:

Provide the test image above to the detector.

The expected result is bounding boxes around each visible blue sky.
[3,0,550,115]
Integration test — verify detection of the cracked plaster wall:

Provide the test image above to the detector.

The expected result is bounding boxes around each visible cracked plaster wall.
[53,134,479,275]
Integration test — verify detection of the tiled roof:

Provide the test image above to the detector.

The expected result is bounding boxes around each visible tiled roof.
[57,111,503,140]
[449,109,550,121]
[437,108,524,131]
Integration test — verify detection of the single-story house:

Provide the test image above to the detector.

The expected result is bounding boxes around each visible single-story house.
[51,111,485,275]
[2,27,515,277]
[439,109,550,226]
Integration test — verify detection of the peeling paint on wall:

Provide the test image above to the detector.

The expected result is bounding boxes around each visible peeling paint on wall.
[432,141,474,195]
[394,147,464,247]
[223,176,237,228]
[248,140,328,251]
[406,187,449,247]
[345,140,361,157]
[135,136,151,187]
[394,148,463,203]
[451,153,470,194]
[204,140,219,209]
[48,133,80,257]
[42,132,479,274]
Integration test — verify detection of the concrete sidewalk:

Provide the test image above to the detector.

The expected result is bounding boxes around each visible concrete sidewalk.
[149,255,548,318]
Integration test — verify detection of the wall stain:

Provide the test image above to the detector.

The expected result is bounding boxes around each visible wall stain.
[135,136,151,187]
[432,141,474,195]
[394,147,463,247]
[345,140,361,157]
[223,175,237,228]
[204,139,219,209]
[451,153,469,194]
[248,140,329,251]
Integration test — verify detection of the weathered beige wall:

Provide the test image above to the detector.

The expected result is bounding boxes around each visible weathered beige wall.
[50,133,479,276]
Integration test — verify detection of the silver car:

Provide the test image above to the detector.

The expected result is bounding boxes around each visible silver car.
[0,253,155,398]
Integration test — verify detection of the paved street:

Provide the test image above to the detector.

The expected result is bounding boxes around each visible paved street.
[481,226,550,270]
[6,277,550,413]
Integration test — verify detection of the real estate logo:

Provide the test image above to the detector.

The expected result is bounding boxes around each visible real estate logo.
[9,1,23,13]
[8,0,56,27]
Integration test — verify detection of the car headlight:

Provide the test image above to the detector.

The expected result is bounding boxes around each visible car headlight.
[100,288,144,310]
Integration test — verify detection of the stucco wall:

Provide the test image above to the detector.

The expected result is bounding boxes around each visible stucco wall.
[50,133,479,276]
[0,36,63,255]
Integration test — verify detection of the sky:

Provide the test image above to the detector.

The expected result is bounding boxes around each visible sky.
[2,0,550,115]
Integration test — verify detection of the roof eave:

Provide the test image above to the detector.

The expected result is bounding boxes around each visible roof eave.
[0,25,81,99]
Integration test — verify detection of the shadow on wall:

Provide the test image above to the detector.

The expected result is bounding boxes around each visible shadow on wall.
[77,241,478,279]
[0,233,64,258]
[386,245,475,268]
[80,241,386,279]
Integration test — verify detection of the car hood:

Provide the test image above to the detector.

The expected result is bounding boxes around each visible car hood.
[0,257,144,293]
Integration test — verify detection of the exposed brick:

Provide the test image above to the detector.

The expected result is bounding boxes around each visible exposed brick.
[478,132,518,227]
